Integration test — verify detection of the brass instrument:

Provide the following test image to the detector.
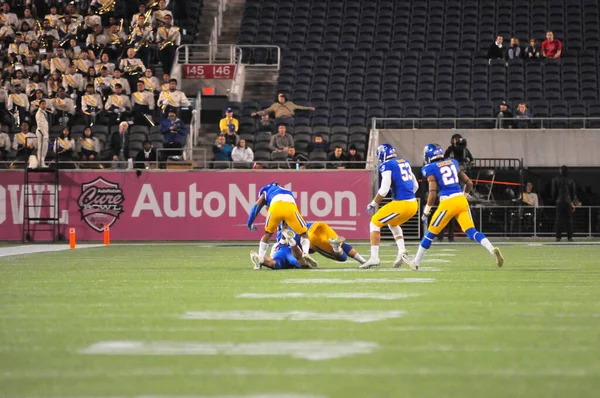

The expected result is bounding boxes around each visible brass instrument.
[144,114,155,127]
[159,40,173,51]
[98,0,116,15]
[144,1,159,24]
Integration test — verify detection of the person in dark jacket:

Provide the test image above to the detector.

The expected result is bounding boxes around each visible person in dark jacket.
[346,144,364,169]
[444,134,473,169]
[159,109,188,159]
[551,165,578,241]
[110,121,131,167]
[487,35,506,62]
[135,140,158,169]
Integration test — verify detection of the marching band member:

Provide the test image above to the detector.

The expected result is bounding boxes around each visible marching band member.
[155,15,180,75]
[141,68,161,96]
[50,47,70,75]
[63,63,84,98]
[157,78,190,119]
[120,47,146,95]
[131,80,155,126]
[7,83,29,126]
[12,121,38,169]
[110,69,130,95]
[50,87,76,126]
[35,101,50,167]
[81,83,103,126]
[104,83,131,125]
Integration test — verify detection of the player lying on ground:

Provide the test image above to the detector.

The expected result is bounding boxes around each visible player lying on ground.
[361,143,419,270]
[273,221,367,265]
[250,230,314,270]
[247,182,318,268]
[415,143,504,269]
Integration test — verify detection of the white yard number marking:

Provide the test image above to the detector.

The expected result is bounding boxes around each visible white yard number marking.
[214,65,231,76]
[398,162,412,181]
[440,164,459,185]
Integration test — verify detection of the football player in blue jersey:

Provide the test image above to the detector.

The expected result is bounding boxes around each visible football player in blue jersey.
[272,221,367,265]
[361,143,420,269]
[415,143,504,269]
[250,230,313,270]
[247,182,318,269]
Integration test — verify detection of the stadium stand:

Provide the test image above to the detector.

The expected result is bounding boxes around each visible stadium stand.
[229,0,600,133]
[0,0,201,168]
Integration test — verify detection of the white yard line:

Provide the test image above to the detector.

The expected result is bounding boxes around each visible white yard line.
[80,341,379,361]
[307,267,442,272]
[180,311,406,323]
[280,278,435,284]
[2,367,598,380]
[237,293,419,300]
[0,244,103,258]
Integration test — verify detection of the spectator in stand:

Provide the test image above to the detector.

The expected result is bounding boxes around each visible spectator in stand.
[53,127,75,168]
[110,121,131,168]
[496,101,514,128]
[552,165,577,241]
[213,134,232,164]
[135,140,158,169]
[507,38,522,60]
[269,124,294,153]
[231,138,254,164]
[521,182,540,208]
[223,124,240,147]
[256,112,275,133]
[327,146,347,169]
[78,127,100,165]
[286,146,308,169]
[251,93,315,121]
[487,35,506,63]
[514,103,532,129]
[219,107,239,134]
[159,110,188,159]
[0,122,10,166]
[542,31,562,59]
[525,38,541,61]
[307,134,328,153]
[345,144,364,169]
[11,121,37,169]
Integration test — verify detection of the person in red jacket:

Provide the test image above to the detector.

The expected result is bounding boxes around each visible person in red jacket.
[541,31,562,59]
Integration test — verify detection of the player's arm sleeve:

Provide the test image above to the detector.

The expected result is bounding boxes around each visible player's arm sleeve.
[247,195,265,227]
[411,172,419,193]
[377,170,392,197]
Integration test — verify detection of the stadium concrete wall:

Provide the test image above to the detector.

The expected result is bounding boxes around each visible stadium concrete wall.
[378,129,600,167]
[0,170,371,241]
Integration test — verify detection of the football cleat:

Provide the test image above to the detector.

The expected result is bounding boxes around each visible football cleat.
[282,229,297,246]
[493,247,504,267]
[302,253,318,268]
[394,251,418,270]
[328,236,346,247]
[250,251,262,270]
[359,257,381,269]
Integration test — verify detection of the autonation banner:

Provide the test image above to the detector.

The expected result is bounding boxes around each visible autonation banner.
[0,171,371,241]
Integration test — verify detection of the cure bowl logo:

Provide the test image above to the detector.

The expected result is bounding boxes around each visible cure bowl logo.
[78,177,125,232]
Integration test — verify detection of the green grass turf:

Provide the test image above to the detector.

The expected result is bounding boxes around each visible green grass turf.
[1,242,600,398]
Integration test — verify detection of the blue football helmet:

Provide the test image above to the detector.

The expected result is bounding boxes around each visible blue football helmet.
[376,144,397,163]
[259,182,279,197]
[423,143,444,164]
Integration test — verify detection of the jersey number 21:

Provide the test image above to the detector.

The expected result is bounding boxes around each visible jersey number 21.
[440,164,459,186]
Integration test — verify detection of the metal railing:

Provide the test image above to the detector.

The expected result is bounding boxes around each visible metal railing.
[465,205,600,238]
[217,0,228,36]
[234,45,282,70]
[176,44,236,64]
[371,117,600,129]
[205,160,373,170]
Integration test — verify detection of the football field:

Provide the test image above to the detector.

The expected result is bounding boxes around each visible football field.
[2,241,600,398]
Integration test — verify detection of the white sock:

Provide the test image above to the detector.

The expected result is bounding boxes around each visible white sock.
[370,245,379,259]
[300,237,310,254]
[414,245,427,267]
[395,238,406,253]
[353,253,366,264]
[287,234,297,247]
[480,238,495,256]
[258,241,269,257]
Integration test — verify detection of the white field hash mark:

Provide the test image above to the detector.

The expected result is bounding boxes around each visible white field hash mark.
[237,293,419,300]
[308,267,442,272]
[181,311,406,323]
[80,341,378,361]
[281,278,435,284]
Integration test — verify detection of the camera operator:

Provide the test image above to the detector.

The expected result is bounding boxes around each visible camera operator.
[159,110,188,160]
[444,134,473,171]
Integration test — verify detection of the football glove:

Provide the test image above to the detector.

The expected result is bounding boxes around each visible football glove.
[366,202,377,215]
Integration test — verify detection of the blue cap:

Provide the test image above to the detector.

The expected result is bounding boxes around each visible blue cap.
[225,107,233,112]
